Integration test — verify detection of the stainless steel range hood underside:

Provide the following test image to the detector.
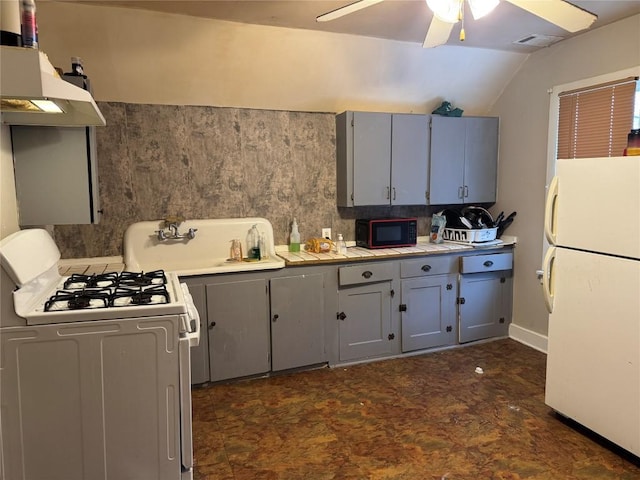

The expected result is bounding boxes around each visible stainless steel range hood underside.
[0,46,105,127]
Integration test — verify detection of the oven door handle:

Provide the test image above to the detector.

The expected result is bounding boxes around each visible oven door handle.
[180,283,201,347]
[179,336,194,472]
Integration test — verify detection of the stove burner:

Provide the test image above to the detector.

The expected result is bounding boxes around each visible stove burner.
[111,285,170,307]
[132,290,153,305]
[45,289,111,311]
[119,270,167,288]
[64,272,119,290]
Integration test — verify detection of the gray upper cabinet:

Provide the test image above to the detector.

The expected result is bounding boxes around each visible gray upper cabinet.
[336,111,429,207]
[11,125,101,225]
[429,116,499,205]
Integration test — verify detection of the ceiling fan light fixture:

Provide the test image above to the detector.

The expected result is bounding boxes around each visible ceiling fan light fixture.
[468,0,500,20]
[426,0,461,24]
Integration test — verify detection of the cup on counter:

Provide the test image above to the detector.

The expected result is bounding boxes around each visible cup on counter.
[229,239,243,262]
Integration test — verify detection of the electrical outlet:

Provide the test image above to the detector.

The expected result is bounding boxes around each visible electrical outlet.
[322,228,332,240]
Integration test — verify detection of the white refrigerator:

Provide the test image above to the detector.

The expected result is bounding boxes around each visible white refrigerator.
[542,156,640,457]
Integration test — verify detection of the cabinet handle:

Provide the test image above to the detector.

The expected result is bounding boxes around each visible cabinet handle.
[386,186,390,200]
[483,260,494,267]
[392,187,396,200]
[337,312,347,321]
[458,186,464,199]
[362,271,373,279]
[272,314,279,322]
[209,321,216,329]
[464,185,469,198]
[421,264,432,272]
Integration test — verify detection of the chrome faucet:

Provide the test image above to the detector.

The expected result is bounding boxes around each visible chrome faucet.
[155,217,197,241]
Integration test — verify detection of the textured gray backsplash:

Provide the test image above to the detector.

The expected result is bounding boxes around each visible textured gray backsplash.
[53,102,433,259]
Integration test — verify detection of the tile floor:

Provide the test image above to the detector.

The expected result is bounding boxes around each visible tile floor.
[191,339,639,479]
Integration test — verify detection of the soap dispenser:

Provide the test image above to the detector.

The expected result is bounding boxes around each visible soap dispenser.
[289,218,300,252]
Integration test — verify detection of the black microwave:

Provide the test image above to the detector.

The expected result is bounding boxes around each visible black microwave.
[355,218,418,249]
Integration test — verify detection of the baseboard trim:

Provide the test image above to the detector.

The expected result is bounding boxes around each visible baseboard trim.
[509,324,548,354]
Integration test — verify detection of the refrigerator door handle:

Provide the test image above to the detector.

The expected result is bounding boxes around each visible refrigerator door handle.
[542,246,556,313]
[544,176,559,245]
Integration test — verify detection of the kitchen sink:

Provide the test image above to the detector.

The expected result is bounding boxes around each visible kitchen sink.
[124,218,285,276]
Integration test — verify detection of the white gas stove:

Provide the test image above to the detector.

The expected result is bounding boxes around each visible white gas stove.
[0,229,199,480]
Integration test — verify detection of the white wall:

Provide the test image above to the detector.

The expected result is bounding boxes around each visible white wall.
[490,14,640,344]
[35,2,527,115]
[0,126,19,239]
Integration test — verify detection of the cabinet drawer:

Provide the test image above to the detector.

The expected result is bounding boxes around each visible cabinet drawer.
[400,256,457,278]
[339,262,394,286]
[461,252,513,273]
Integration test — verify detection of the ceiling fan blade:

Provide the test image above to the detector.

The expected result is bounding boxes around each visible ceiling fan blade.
[316,0,384,23]
[505,0,597,33]
[423,16,455,48]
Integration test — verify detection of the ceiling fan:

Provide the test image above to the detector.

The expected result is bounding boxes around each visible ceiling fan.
[316,0,597,48]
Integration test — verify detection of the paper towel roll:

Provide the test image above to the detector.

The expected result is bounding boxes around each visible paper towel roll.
[1,0,22,46]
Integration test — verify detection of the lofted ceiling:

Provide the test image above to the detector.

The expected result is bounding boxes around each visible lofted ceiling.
[66,1,640,53]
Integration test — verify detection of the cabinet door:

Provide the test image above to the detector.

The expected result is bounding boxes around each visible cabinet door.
[207,279,270,381]
[182,280,210,384]
[353,112,392,205]
[270,273,325,371]
[459,271,511,343]
[429,116,465,204]
[464,117,499,203]
[391,114,429,205]
[12,126,100,225]
[401,275,457,352]
[337,281,393,362]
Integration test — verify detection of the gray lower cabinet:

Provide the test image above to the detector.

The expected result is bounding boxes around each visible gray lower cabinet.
[458,252,514,343]
[400,256,458,352]
[270,273,325,371]
[337,262,398,362]
[207,278,270,382]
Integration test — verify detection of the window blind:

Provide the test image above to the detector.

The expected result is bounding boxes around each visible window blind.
[557,77,637,159]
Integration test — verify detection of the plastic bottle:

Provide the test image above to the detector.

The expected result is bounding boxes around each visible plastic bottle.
[336,234,347,255]
[259,232,267,260]
[247,224,260,259]
[20,0,36,49]
[289,218,300,252]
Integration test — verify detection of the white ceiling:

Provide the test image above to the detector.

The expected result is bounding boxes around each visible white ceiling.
[68,1,640,52]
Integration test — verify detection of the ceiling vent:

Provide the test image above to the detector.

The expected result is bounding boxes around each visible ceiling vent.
[514,34,564,48]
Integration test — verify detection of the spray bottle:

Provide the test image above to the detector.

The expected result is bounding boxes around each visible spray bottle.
[289,218,300,252]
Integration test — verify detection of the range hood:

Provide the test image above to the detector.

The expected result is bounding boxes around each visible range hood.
[0,46,105,127]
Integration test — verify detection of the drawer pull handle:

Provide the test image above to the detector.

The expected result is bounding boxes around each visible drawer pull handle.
[421,265,432,272]
[362,271,373,279]
[483,260,494,267]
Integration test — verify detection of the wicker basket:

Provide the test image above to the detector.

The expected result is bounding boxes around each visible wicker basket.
[443,227,497,243]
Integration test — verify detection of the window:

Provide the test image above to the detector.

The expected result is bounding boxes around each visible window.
[556,76,637,159]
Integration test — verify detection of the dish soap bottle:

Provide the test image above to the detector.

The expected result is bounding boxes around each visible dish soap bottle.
[336,234,347,255]
[289,218,300,252]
